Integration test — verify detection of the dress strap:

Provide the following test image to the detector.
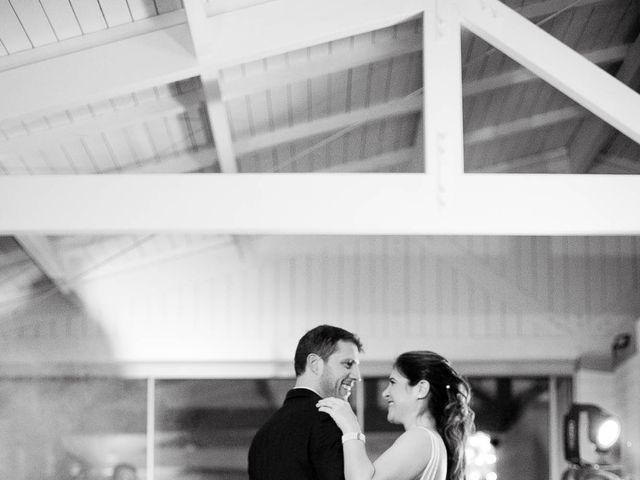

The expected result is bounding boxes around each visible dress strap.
[412,427,444,480]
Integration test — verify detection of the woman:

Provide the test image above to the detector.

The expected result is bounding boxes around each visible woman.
[317,351,474,480]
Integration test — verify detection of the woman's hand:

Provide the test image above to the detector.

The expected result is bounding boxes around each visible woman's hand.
[316,397,361,434]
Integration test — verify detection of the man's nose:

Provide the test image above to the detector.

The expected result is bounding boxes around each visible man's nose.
[350,364,362,382]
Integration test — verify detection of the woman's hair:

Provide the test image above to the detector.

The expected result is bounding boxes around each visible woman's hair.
[394,351,475,480]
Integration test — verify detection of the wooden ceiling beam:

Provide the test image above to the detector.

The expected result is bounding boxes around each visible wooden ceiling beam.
[454,0,640,146]
[423,0,464,179]
[471,147,569,173]
[234,95,422,155]
[1,41,624,159]
[0,24,199,124]
[568,32,640,173]
[463,44,629,97]
[0,91,204,157]
[184,0,237,173]
[119,148,217,174]
[14,236,72,295]
[465,106,585,145]
[220,31,423,100]
[0,11,187,74]
[0,0,424,123]
[596,154,640,175]
[516,0,610,19]
[2,173,640,234]
[317,148,415,172]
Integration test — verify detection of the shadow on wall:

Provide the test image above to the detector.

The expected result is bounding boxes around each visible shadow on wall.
[0,289,144,480]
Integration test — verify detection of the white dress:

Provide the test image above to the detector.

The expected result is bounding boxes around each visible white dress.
[415,427,447,480]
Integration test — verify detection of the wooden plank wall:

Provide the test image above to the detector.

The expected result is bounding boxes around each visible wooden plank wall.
[0,235,638,369]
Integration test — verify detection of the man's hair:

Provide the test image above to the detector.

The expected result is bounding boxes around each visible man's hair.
[293,324,363,376]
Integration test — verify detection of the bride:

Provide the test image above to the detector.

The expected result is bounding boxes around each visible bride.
[317,350,475,480]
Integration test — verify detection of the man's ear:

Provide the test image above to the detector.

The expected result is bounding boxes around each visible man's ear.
[416,380,430,399]
[307,353,324,376]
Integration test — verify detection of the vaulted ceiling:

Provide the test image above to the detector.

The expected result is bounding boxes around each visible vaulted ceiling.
[0,0,639,356]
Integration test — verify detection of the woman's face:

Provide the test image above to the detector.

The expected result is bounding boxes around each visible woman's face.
[381,367,421,425]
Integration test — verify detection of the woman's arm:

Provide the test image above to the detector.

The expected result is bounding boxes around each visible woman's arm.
[371,429,433,480]
[316,398,431,480]
[317,397,374,480]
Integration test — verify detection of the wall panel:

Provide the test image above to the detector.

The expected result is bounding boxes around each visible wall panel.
[0,236,638,370]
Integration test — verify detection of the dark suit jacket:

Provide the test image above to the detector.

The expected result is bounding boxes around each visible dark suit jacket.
[248,388,345,480]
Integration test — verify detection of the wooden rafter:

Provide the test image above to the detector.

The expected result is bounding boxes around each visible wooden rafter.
[1,174,640,234]
[234,95,421,155]
[184,0,237,173]
[15,236,72,295]
[317,148,414,173]
[0,42,624,159]
[462,44,629,97]
[0,0,424,123]
[568,32,640,173]
[454,0,640,146]
[465,106,585,145]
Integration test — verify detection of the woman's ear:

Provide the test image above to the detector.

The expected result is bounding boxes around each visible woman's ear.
[307,353,324,375]
[416,380,430,399]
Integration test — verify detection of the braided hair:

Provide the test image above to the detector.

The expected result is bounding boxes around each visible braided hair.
[394,351,475,480]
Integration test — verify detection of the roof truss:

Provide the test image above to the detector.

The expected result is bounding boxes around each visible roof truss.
[0,0,638,235]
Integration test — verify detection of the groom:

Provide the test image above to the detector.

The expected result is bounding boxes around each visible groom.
[248,324,363,480]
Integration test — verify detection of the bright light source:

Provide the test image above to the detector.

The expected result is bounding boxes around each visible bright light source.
[595,418,621,450]
[466,432,497,480]
[469,431,492,448]
[469,472,481,480]
[564,403,622,466]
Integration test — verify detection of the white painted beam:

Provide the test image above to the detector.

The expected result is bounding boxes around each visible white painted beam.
[454,0,640,145]
[202,0,425,68]
[471,147,569,173]
[15,236,72,294]
[0,11,188,74]
[201,77,237,172]
[424,0,464,177]
[220,31,423,100]
[235,95,422,155]
[0,0,424,123]
[0,247,31,269]
[568,32,640,173]
[184,0,237,173]
[465,106,585,145]
[1,42,623,158]
[597,155,640,175]
[462,44,629,97]
[2,174,640,234]
[0,91,204,156]
[516,0,608,19]
[120,148,217,174]
[0,24,199,123]
[317,148,414,172]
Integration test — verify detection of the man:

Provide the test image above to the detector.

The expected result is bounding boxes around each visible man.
[248,324,363,480]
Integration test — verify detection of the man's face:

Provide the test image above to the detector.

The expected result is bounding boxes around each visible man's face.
[318,340,361,399]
